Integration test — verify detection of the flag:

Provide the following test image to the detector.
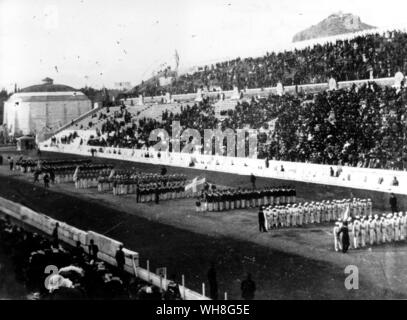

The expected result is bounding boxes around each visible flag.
[174,50,180,70]
[343,205,350,220]
[184,176,206,193]
[108,169,115,178]
[73,166,80,182]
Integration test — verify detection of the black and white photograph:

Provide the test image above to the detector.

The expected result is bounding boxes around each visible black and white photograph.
[1,0,407,307]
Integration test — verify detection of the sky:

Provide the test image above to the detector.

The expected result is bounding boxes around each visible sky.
[1,0,407,91]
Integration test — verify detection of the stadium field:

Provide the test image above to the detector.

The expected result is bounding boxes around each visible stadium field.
[0,148,406,299]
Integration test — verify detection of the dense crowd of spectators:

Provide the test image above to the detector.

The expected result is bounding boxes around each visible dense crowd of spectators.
[86,80,407,170]
[133,30,407,96]
[229,82,407,169]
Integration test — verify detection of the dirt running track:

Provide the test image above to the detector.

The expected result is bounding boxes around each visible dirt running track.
[0,148,406,299]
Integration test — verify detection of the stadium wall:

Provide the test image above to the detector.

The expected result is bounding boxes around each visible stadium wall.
[0,195,209,300]
[138,76,395,104]
[38,143,407,207]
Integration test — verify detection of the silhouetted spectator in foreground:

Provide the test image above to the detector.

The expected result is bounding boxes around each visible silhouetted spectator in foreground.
[72,241,85,262]
[207,262,218,300]
[241,273,256,300]
[164,274,182,300]
[115,244,125,275]
[52,223,59,247]
[88,239,99,261]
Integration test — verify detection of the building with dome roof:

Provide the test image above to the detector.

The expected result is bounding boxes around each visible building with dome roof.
[3,77,91,136]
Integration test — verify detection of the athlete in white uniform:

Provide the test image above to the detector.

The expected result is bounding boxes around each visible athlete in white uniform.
[401,212,407,241]
[394,213,401,242]
[333,221,342,252]
[352,217,361,249]
[360,216,368,248]
[368,215,376,245]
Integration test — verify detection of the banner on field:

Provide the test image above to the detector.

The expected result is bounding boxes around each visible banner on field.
[184,176,206,193]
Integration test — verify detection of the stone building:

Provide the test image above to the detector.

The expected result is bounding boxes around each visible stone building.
[3,77,91,136]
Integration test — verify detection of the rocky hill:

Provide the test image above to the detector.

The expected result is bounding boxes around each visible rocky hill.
[293,12,376,42]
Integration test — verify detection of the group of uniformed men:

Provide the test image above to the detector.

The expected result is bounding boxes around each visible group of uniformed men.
[74,168,112,188]
[334,212,407,251]
[97,172,187,195]
[263,198,372,229]
[51,164,113,184]
[16,159,91,173]
[202,186,296,212]
[132,181,187,202]
[18,158,113,185]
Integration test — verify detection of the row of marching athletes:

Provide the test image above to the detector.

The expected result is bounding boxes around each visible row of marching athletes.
[16,158,91,173]
[263,198,371,229]
[111,181,188,202]
[333,212,407,251]
[198,186,296,212]
[74,169,112,188]
[97,173,187,192]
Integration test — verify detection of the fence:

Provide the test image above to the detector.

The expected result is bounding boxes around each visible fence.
[0,195,209,300]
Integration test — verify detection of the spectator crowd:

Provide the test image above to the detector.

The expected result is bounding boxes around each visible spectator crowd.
[84,81,407,171]
[133,30,407,95]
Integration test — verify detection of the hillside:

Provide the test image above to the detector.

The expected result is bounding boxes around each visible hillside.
[293,12,376,42]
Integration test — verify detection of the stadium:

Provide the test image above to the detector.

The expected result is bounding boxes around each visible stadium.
[2,0,407,302]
